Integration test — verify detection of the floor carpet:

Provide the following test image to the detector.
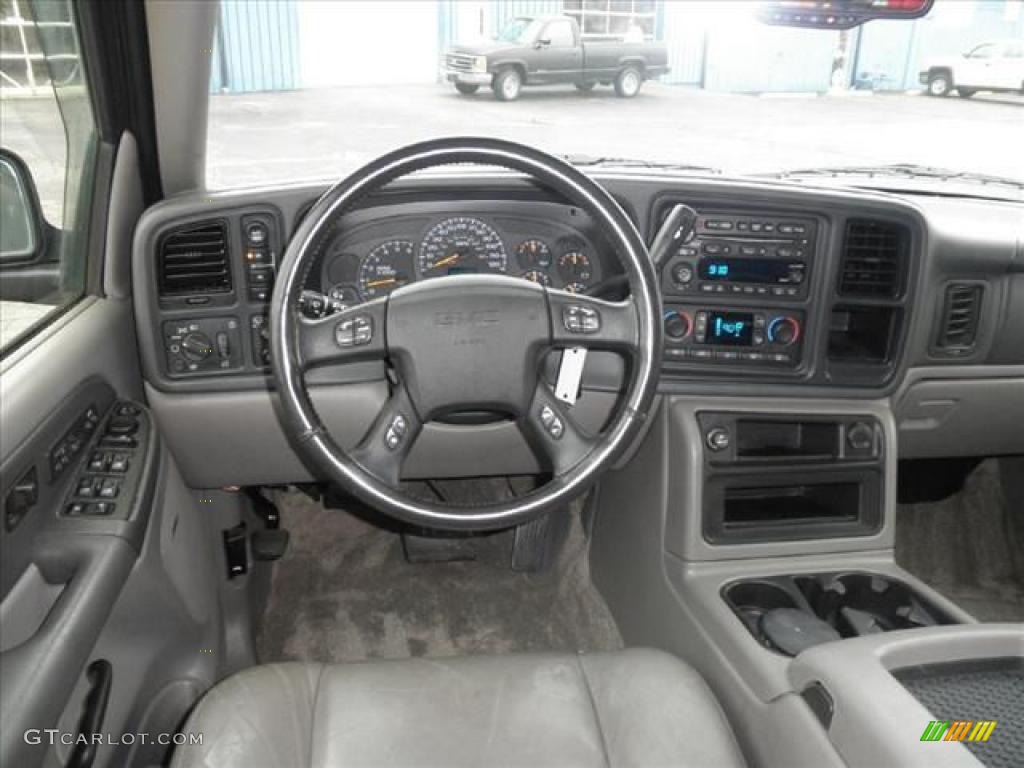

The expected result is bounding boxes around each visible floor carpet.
[896,459,1024,622]
[256,490,623,663]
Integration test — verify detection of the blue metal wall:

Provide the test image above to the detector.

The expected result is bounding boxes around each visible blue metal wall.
[210,0,300,93]
[853,0,1024,91]
[489,0,562,37]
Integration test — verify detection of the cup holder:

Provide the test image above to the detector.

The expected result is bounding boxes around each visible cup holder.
[723,571,959,656]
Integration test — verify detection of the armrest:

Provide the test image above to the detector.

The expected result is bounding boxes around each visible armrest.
[789,624,1023,768]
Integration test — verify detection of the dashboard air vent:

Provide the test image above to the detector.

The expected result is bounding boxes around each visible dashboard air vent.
[838,219,906,298]
[157,221,232,296]
[937,283,983,351]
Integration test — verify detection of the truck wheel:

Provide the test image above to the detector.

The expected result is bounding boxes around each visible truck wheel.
[493,68,522,101]
[455,83,480,95]
[575,82,596,92]
[614,66,642,98]
[927,71,951,97]
[956,88,976,98]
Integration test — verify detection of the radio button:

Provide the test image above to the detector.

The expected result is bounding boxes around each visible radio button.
[692,349,713,359]
[671,262,694,286]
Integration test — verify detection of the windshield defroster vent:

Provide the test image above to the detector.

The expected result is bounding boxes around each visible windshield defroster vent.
[158,221,232,297]
[838,219,906,299]
[937,283,983,352]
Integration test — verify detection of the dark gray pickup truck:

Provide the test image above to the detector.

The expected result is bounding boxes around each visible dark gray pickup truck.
[442,16,669,101]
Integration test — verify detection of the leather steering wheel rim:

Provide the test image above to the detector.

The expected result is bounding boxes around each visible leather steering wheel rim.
[271,137,662,530]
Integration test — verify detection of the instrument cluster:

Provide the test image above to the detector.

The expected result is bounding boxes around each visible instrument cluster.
[307,213,602,316]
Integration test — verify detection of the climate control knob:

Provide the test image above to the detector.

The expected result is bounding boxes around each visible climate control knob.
[664,310,692,340]
[767,316,800,346]
[181,332,214,362]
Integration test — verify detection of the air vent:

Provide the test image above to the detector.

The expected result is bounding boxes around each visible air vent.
[839,219,906,298]
[158,221,232,297]
[937,283,983,351]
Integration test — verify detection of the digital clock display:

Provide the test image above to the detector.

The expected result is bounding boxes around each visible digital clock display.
[698,257,801,284]
[707,311,754,346]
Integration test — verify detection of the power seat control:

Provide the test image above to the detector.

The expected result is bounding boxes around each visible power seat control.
[562,305,600,334]
[335,315,373,347]
[539,405,564,439]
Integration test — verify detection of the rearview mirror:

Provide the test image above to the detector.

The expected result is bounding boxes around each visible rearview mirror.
[0,149,44,263]
[758,0,934,30]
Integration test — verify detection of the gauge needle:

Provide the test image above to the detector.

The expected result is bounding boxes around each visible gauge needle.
[365,277,397,288]
[433,253,460,269]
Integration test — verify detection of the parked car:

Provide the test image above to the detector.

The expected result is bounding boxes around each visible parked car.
[920,39,1024,97]
[441,15,669,101]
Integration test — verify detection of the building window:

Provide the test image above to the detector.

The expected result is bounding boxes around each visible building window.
[563,0,658,41]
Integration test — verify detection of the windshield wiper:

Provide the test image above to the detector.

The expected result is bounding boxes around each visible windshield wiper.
[766,164,1024,191]
[564,154,720,174]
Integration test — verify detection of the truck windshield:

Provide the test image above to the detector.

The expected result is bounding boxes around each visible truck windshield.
[202,0,1024,197]
[497,17,541,44]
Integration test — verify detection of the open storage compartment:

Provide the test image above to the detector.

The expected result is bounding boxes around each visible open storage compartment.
[704,469,882,543]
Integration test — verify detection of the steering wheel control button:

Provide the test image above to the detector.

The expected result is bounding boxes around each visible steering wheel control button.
[335,315,373,348]
[539,405,565,439]
[562,305,600,334]
[706,427,731,452]
[384,415,409,451]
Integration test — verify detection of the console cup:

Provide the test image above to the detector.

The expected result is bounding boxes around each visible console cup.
[723,571,960,656]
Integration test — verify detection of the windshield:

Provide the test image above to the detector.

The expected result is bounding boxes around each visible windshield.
[497,17,542,44]
[205,0,1024,193]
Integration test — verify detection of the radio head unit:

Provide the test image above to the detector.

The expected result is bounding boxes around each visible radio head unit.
[663,212,817,301]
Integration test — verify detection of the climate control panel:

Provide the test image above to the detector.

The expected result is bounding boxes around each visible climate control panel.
[663,305,804,367]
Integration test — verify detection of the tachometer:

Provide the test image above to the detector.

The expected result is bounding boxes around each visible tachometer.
[358,240,414,299]
[419,217,507,277]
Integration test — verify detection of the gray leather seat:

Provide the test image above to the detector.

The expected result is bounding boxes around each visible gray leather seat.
[172,648,745,767]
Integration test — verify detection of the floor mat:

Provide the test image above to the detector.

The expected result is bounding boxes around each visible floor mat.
[896,459,1024,622]
[256,490,623,663]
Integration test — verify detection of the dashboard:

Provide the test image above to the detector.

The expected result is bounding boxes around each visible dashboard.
[131,171,1024,487]
[304,201,609,316]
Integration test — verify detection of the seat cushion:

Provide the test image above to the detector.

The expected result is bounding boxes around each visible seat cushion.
[172,648,745,767]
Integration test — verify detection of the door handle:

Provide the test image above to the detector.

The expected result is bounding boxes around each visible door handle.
[66,659,112,768]
[4,466,38,532]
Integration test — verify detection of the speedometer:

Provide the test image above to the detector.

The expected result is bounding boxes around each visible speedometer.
[419,217,507,277]
[358,240,414,299]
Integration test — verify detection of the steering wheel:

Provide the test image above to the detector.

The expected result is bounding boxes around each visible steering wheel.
[271,138,661,530]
